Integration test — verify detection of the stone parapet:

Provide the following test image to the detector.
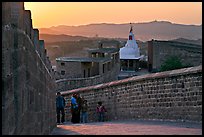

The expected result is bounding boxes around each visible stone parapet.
[61,65,202,123]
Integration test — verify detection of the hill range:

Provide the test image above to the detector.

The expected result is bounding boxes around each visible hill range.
[39,21,202,42]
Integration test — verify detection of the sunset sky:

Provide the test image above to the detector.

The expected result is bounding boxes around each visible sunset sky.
[24,2,202,28]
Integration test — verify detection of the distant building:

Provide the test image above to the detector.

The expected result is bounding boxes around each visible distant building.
[55,43,120,84]
[120,24,143,71]
[147,39,202,72]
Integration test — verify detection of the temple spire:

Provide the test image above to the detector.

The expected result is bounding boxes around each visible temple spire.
[130,23,133,33]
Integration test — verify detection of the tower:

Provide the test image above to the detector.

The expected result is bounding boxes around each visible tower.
[119,23,142,72]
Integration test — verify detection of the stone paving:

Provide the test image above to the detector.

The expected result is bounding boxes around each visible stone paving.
[50,119,202,135]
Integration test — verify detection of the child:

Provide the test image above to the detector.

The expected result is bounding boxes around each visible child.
[81,100,88,123]
[96,101,107,122]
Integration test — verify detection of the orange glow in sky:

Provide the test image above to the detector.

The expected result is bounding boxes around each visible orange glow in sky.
[24,2,202,28]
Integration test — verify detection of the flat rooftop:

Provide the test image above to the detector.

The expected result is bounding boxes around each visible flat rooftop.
[56,57,111,63]
[152,40,202,53]
[87,48,119,53]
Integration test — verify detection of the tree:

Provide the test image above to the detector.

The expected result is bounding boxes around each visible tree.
[160,56,184,72]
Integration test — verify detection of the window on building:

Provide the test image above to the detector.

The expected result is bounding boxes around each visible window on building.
[84,69,86,78]
[61,62,65,66]
[114,54,117,63]
[61,70,65,75]
[108,62,110,71]
[88,68,90,77]
[112,55,115,67]
[121,60,128,71]
[103,64,105,73]
[129,35,132,40]
[116,53,119,63]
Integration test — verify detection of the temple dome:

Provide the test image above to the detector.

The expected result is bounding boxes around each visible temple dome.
[120,26,142,60]
[120,46,140,59]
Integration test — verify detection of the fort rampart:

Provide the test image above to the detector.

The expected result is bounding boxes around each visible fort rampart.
[2,2,56,135]
[62,65,202,123]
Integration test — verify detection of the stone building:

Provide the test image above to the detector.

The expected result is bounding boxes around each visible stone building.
[148,39,202,72]
[55,43,120,91]
[120,25,143,71]
[2,2,56,135]
[56,43,119,79]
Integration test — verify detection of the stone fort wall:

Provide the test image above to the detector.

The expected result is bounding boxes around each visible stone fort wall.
[148,40,202,72]
[56,63,120,91]
[2,2,56,135]
[62,65,202,123]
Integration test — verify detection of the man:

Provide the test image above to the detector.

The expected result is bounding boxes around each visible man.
[76,93,83,123]
[71,93,78,123]
[56,92,65,124]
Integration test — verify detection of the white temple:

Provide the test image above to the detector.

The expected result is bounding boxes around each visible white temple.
[120,24,143,71]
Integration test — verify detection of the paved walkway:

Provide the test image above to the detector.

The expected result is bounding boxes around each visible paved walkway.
[50,119,202,135]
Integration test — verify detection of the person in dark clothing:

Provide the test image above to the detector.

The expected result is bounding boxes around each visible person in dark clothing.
[56,92,66,124]
[71,93,78,123]
[76,93,83,123]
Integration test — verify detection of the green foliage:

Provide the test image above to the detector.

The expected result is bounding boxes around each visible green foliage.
[160,56,184,72]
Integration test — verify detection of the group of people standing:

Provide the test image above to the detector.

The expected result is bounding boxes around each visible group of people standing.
[70,93,88,123]
[56,92,107,124]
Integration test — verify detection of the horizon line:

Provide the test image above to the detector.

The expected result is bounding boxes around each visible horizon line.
[37,20,202,28]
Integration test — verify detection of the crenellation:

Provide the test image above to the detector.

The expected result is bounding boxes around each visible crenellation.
[23,10,32,37]
[2,2,56,135]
